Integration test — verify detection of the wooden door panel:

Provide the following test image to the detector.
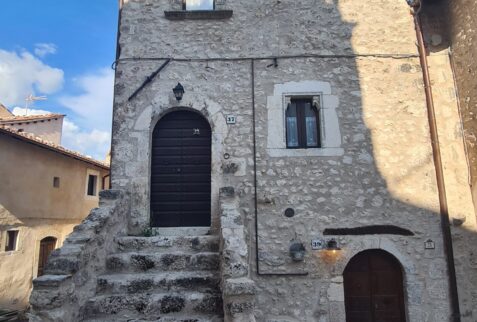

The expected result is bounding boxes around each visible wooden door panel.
[38,237,57,277]
[346,311,373,322]
[150,111,211,227]
[344,250,405,322]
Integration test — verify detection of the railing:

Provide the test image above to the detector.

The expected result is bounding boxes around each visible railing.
[219,187,256,322]
[28,189,129,322]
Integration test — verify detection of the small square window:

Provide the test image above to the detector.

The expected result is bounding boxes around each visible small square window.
[87,175,98,196]
[286,99,321,149]
[183,0,215,10]
[53,177,60,188]
[5,230,19,251]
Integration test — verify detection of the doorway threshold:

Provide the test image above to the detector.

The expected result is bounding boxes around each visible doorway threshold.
[151,227,211,236]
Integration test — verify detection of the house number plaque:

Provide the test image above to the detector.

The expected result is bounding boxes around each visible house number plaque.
[226,115,236,124]
[425,239,435,249]
[311,239,324,250]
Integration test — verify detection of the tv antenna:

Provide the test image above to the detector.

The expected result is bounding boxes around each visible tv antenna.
[25,94,47,115]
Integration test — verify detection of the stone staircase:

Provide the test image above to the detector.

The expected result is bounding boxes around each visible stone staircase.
[81,235,224,322]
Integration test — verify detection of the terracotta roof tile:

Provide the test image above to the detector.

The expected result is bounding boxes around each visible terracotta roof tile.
[0,113,65,123]
[0,126,110,170]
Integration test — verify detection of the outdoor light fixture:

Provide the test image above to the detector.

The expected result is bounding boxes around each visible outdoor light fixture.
[173,83,185,101]
[289,241,306,262]
[326,239,341,253]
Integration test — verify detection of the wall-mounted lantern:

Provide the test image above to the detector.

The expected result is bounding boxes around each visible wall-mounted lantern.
[289,241,306,262]
[173,83,185,101]
[326,238,341,253]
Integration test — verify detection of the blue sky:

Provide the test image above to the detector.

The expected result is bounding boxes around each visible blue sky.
[0,1,118,160]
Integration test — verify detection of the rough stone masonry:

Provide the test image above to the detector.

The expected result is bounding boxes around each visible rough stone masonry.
[30,0,477,321]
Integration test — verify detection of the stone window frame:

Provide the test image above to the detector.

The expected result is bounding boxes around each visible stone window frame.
[266,80,344,157]
[85,169,100,199]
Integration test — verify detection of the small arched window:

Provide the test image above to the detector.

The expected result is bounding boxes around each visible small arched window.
[286,99,320,148]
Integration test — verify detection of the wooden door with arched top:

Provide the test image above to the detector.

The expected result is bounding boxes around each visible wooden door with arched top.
[150,110,212,227]
[344,249,406,322]
[38,237,57,276]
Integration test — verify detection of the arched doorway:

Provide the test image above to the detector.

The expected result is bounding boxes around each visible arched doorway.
[344,249,406,322]
[150,110,212,227]
[38,237,57,276]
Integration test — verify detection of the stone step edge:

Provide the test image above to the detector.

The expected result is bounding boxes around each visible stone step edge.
[96,271,220,294]
[84,292,223,317]
[83,313,224,322]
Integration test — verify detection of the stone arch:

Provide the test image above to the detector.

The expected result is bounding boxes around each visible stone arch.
[336,238,416,276]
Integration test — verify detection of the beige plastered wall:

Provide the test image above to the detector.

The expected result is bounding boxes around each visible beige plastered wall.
[0,134,109,310]
[2,116,64,145]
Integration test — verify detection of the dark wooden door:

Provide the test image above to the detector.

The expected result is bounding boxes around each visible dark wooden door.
[344,250,406,322]
[38,237,57,276]
[151,110,211,227]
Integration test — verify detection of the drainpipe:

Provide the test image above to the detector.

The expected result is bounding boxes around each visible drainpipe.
[409,1,461,320]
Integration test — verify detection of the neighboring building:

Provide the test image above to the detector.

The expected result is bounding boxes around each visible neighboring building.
[30,0,477,321]
[0,114,110,310]
[0,113,64,145]
[0,104,13,118]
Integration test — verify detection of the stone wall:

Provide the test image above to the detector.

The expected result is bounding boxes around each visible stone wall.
[29,190,129,321]
[113,0,476,320]
[446,0,477,210]
[219,187,256,322]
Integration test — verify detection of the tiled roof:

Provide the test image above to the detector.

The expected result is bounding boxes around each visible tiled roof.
[0,126,110,170]
[0,103,13,118]
[0,113,65,123]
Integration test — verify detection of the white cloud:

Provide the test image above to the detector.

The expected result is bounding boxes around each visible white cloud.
[12,107,110,161]
[59,67,114,131]
[34,43,57,57]
[62,119,110,161]
[12,107,52,116]
[0,49,64,106]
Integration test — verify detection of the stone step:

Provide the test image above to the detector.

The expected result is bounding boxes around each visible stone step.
[83,314,224,322]
[82,292,223,319]
[106,252,220,273]
[116,235,220,253]
[96,271,220,294]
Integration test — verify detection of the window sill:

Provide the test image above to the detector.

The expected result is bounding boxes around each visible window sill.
[267,147,344,158]
[164,10,233,20]
[0,250,21,256]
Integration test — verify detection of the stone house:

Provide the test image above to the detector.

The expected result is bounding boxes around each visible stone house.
[0,109,110,311]
[30,0,477,321]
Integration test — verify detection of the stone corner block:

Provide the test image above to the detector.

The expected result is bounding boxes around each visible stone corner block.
[99,189,124,205]
[224,277,257,296]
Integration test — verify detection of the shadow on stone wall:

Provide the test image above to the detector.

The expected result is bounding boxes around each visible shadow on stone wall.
[111,0,477,321]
